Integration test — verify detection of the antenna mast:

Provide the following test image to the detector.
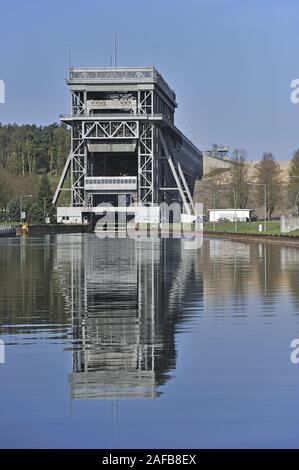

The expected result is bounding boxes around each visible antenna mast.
[113,32,117,67]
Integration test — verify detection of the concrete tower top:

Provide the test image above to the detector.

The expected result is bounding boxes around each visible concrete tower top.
[67,66,176,105]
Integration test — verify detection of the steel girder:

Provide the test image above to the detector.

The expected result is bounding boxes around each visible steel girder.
[83,120,138,139]
[138,90,153,114]
[70,120,139,206]
[72,91,85,115]
[71,122,86,206]
[138,123,155,205]
[158,129,194,215]
[137,91,155,205]
[54,121,195,211]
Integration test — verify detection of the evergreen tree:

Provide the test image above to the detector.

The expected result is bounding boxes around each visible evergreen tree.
[7,197,21,222]
[0,173,7,209]
[29,174,55,223]
[0,123,70,175]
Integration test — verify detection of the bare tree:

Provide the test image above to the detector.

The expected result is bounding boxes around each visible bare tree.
[229,148,248,208]
[288,148,299,212]
[255,152,281,220]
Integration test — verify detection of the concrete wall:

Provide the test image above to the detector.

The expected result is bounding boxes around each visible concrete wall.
[28,224,91,235]
[202,153,233,176]
[0,226,16,238]
[280,215,299,233]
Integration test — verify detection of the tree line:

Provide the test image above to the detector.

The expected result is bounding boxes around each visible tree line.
[0,123,70,222]
[0,123,70,175]
[1,122,299,222]
[225,149,299,219]
[197,148,299,220]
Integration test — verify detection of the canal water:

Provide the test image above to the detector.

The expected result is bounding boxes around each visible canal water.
[0,234,299,448]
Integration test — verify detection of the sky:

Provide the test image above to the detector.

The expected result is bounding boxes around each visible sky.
[0,0,298,160]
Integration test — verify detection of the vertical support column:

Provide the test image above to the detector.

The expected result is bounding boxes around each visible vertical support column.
[70,91,86,205]
[153,126,160,203]
[159,129,192,215]
[138,123,154,205]
[71,126,74,204]
[83,139,88,206]
[83,90,87,114]
[138,90,155,204]
[139,90,153,114]
[137,90,141,114]
[72,91,84,115]
[151,90,154,116]
[71,121,85,206]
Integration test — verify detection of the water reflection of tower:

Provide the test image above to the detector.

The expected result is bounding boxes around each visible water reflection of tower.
[59,235,201,399]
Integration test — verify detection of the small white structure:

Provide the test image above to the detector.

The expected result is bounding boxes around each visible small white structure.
[208,208,256,222]
[57,206,161,225]
[57,207,86,224]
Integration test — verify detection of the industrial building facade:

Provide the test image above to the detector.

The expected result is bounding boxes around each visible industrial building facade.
[54,67,203,225]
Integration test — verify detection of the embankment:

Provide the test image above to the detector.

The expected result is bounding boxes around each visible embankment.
[204,230,299,246]
[28,224,91,236]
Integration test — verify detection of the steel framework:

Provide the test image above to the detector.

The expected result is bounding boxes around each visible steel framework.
[138,123,154,205]
[72,122,86,206]
[83,121,138,139]
[54,67,202,216]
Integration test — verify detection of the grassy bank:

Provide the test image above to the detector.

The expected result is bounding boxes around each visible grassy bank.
[204,220,280,234]
[204,220,299,237]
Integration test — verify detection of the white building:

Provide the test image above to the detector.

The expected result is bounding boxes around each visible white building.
[208,208,257,222]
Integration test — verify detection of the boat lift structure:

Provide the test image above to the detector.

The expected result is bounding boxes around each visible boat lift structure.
[54,67,203,225]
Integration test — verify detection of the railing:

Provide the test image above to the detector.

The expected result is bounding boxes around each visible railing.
[68,67,176,101]
[60,112,165,120]
[69,69,153,81]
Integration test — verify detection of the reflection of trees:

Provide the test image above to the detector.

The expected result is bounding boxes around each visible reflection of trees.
[253,244,282,314]
[0,236,69,334]
[200,239,299,310]
[280,246,299,303]
[199,240,255,308]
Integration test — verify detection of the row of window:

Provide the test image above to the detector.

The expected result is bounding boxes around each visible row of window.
[86,178,136,185]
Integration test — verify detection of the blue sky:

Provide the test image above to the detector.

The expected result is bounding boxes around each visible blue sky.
[0,0,298,160]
